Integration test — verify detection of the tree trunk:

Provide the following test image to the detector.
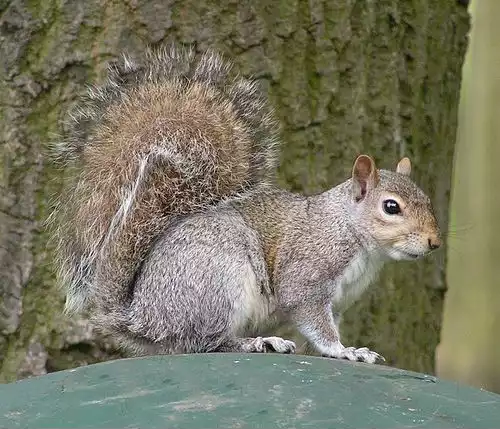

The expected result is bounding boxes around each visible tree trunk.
[436,0,500,394]
[0,0,469,382]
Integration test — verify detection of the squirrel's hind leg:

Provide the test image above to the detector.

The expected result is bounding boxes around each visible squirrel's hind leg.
[216,336,296,354]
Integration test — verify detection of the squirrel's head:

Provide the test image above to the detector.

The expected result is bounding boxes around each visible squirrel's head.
[349,154,441,261]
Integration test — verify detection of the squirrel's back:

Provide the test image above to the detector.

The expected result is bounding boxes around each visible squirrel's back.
[50,46,280,316]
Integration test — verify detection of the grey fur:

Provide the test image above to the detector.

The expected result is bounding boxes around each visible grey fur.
[49,46,441,363]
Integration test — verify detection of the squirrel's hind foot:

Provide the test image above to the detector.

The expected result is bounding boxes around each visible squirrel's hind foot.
[221,336,296,354]
[255,336,297,354]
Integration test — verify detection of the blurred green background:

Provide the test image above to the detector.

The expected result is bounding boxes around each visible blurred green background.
[436,0,500,393]
[0,0,497,395]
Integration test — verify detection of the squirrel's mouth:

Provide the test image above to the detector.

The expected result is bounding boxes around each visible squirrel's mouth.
[397,250,422,259]
[388,248,423,261]
[402,251,421,259]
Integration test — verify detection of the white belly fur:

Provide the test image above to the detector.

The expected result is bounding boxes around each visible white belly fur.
[231,263,276,335]
[332,250,385,310]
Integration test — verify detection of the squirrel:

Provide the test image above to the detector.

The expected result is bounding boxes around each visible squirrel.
[49,45,441,364]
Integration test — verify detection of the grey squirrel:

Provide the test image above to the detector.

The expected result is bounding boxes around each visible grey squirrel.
[50,46,441,364]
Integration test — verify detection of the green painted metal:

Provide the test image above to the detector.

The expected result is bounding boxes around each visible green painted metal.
[0,354,499,428]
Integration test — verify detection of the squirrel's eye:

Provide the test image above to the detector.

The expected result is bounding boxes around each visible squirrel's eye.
[383,199,401,215]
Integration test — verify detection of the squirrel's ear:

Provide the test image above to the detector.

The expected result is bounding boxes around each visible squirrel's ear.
[352,154,379,202]
[396,157,411,176]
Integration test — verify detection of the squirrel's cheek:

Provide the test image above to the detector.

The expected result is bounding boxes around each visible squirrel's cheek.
[370,223,410,243]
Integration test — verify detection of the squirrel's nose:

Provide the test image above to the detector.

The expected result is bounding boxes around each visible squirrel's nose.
[428,235,441,251]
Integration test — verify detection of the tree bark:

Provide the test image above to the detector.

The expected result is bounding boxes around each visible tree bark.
[0,0,469,381]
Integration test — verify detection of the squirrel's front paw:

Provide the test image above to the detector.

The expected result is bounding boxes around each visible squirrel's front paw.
[341,346,385,364]
[323,343,385,364]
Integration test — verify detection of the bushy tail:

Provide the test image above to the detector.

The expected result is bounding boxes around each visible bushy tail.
[49,45,280,320]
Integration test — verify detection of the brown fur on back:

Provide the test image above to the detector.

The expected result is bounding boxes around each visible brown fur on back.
[50,46,280,316]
